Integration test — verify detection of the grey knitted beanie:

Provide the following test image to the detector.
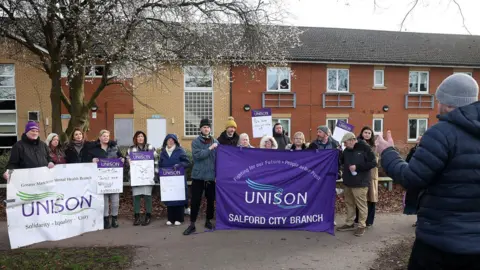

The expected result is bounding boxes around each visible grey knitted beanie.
[317,125,330,135]
[435,73,479,107]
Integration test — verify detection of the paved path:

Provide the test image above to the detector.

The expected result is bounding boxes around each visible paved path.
[0,214,415,270]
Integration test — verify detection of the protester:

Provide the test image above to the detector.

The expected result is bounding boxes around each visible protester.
[354,126,379,227]
[159,134,191,226]
[45,133,66,165]
[127,131,158,226]
[336,132,377,237]
[308,125,341,150]
[183,119,218,235]
[65,128,93,163]
[375,73,480,269]
[88,129,125,229]
[237,133,254,148]
[404,136,422,227]
[286,131,309,150]
[3,121,54,181]
[272,123,291,150]
[217,117,239,146]
[259,135,278,149]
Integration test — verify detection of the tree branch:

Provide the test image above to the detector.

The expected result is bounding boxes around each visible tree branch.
[451,0,471,35]
[400,0,419,31]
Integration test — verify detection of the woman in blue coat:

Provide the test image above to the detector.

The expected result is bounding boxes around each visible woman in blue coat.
[159,134,191,226]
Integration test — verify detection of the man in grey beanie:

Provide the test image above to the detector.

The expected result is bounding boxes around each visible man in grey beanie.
[375,73,480,270]
[308,125,340,150]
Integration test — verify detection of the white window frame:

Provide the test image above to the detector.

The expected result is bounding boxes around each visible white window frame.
[266,67,291,92]
[409,71,429,94]
[408,118,428,142]
[453,71,473,76]
[272,118,291,137]
[61,65,116,78]
[0,64,17,149]
[373,118,384,134]
[183,66,214,137]
[327,68,349,92]
[326,118,348,134]
[373,69,384,87]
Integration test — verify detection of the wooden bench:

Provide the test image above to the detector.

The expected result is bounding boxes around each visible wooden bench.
[336,177,393,191]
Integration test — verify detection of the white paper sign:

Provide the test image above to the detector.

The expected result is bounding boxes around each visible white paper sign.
[251,108,273,138]
[159,168,186,201]
[97,158,124,194]
[129,152,155,187]
[6,163,104,249]
[332,120,355,148]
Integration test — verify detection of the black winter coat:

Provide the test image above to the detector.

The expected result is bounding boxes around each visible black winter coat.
[341,140,377,187]
[7,133,53,169]
[381,101,480,254]
[65,141,94,163]
[217,131,239,146]
[86,140,123,161]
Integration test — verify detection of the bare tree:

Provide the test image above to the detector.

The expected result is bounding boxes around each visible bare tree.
[0,0,301,141]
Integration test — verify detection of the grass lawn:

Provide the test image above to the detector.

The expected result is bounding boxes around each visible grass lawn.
[0,246,134,270]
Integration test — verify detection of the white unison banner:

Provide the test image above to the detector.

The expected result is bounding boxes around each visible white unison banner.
[6,163,104,249]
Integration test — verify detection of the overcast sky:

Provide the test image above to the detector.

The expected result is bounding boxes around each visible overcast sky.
[285,0,479,35]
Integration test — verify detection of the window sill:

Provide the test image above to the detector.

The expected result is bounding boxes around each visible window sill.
[407,92,430,95]
[182,136,197,141]
[325,91,351,94]
[265,90,292,93]
[372,86,387,90]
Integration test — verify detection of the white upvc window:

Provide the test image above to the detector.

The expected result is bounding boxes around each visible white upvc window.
[327,69,349,92]
[267,67,291,91]
[409,71,429,94]
[374,70,384,87]
[61,65,116,78]
[373,118,384,135]
[0,64,17,149]
[272,118,291,137]
[326,118,348,134]
[184,66,214,137]
[408,118,428,141]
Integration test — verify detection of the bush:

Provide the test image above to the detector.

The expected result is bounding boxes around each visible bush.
[0,151,9,175]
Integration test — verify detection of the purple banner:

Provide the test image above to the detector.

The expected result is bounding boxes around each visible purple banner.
[251,108,271,117]
[129,151,154,161]
[336,120,354,132]
[97,158,123,168]
[215,145,338,234]
[159,167,185,177]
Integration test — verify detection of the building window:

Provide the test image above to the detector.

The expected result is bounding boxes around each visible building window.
[61,65,115,78]
[0,64,17,148]
[272,118,291,137]
[409,71,429,94]
[454,71,473,76]
[408,118,428,141]
[327,69,349,92]
[327,118,348,134]
[373,118,384,134]
[184,66,214,137]
[374,70,384,87]
[267,67,290,91]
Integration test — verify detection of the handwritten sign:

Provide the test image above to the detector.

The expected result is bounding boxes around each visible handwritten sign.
[159,167,186,201]
[332,120,355,149]
[97,158,124,194]
[251,108,273,138]
[129,152,155,187]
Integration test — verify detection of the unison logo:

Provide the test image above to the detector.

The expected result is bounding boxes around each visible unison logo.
[18,191,93,217]
[244,179,307,209]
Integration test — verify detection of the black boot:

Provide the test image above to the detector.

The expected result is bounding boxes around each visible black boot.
[111,216,119,228]
[104,216,111,229]
[142,213,151,226]
[205,220,214,230]
[133,214,141,226]
[183,224,196,235]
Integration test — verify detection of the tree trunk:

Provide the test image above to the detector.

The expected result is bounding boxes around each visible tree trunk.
[49,63,64,141]
[64,68,90,141]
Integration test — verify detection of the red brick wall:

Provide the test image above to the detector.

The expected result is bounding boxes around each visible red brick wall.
[60,78,133,140]
[232,64,478,148]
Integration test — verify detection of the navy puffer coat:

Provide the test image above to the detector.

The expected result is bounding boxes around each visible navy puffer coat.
[381,101,480,254]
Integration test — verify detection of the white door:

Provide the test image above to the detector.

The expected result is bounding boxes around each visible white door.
[147,118,167,149]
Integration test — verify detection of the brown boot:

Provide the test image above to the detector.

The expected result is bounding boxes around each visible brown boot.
[354,227,366,237]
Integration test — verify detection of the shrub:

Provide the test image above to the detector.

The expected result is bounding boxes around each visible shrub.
[0,150,9,175]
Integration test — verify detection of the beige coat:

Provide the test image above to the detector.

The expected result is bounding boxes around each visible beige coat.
[368,150,379,202]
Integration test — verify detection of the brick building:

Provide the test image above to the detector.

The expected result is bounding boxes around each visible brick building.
[231,27,480,147]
